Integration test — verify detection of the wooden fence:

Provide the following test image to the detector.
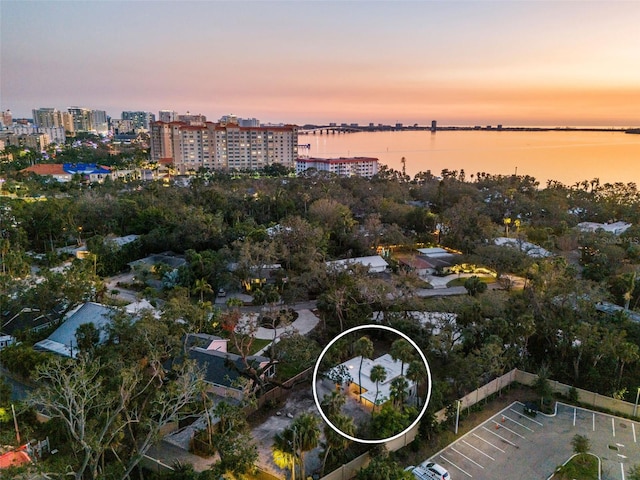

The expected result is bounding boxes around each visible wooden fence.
[256,366,314,409]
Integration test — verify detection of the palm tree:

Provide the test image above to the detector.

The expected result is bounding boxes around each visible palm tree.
[405,360,425,407]
[321,413,355,476]
[193,277,213,303]
[292,413,320,480]
[389,376,409,407]
[389,339,414,376]
[354,336,374,401]
[321,390,346,420]
[370,364,387,412]
[272,429,297,480]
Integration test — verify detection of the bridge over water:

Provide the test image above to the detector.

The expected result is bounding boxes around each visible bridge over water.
[299,125,364,134]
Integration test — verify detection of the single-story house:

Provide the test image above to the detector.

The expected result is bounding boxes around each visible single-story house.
[0,306,63,350]
[33,302,115,357]
[20,163,112,183]
[372,311,461,342]
[326,255,389,274]
[228,262,283,291]
[33,300,154,357]
[325,353,415,408]
[494,237,552,258]
[57,234,140,260]
[416,247,461,273]
[128,252,187,289]
[182,333,275,399]
[128,252,186,271]
[596,302,640,323]
[63,163,112,183]
[21,163,72,182]
[394,254,433,276]
[577,221,632,235]
[0,448,32,469]
[0,335,15,350]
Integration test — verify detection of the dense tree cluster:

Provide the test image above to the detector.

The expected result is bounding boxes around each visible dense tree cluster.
[2,154,640,477]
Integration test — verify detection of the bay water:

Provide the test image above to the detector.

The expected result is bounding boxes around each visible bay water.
[300,129,640,187]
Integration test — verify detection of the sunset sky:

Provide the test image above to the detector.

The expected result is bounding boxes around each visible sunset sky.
[2,1,639,127]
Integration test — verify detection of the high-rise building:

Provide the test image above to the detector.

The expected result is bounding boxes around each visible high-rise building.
[239,118,260,127]
[122,111,155,130]
[150,122,174,161]
[177,112,206,125]
[32,108,63,128]
[68,107,92,133]
[61,112,75,135]
[0,132,50,150]
[0,110,12,127]
[158,110,177,123]
[112,119,135,135]
[219,115,260,127]
[67,108,108,134]
[91,110,108,135]
[150,116,298,174]
[12,125,66,144]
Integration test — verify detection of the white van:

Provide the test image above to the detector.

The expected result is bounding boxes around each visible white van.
[407,462,451,480]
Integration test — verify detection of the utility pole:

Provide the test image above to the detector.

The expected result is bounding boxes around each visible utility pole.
[12,404,21,444]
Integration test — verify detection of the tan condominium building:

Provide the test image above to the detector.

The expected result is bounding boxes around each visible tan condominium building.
[150,118,298,173]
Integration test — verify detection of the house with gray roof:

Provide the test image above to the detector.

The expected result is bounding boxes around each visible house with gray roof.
[34,302,115,358]
[180,333,275,399]
[326,255,389,273]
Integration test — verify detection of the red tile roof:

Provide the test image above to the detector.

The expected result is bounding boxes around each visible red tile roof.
[22,164,67,175]
[0,449,31,469]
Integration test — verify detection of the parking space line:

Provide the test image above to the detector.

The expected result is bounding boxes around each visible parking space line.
[502,414,534,432]
[440,454,472,478]
[622,462,626,480]
[573,408,576,426]
[490,421,525,439]
[471,433,506,453]
[451,447,484,469]
[481,426,518,446]
[509,407,543,426]
[613,417,616,437]
[462,440,495,461]
[593,413,595,431]
[633,423,636,443]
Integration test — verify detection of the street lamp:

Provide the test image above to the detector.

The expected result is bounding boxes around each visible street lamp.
[634,387,640,417]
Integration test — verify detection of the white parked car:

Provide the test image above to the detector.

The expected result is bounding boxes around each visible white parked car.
[406,462,451,480]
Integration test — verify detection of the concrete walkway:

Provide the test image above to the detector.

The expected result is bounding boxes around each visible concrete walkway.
[145,439,219,473]
[238,308,321,356]
[242,308,321,341]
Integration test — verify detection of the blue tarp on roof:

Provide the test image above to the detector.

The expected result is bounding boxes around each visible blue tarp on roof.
[63,163,110,175]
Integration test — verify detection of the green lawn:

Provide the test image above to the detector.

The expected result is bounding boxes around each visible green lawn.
[552,454,599,480]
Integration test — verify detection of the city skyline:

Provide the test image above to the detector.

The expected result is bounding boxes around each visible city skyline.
[2,1,639,127]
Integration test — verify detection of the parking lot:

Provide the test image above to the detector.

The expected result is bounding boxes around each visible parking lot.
[423,401,640,480]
